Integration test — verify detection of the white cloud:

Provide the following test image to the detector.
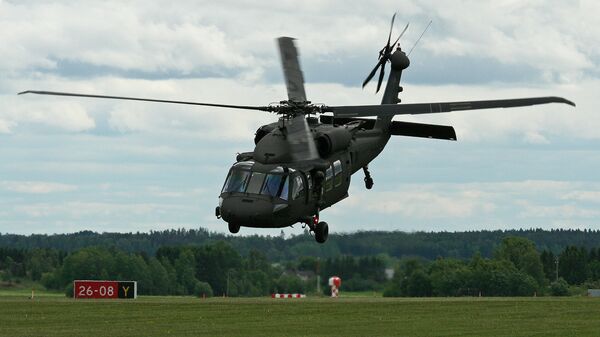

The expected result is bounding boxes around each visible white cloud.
[0,119,14,133]
[517,201,600,219]
[2,1,597,83]
[330,180,600,229]
[562,191,600,204]
[414,1,599,82]
[352,190,495,218]
[0,2,254,74]
[0,181,77,194]
[17,202,172,217]
[1,95,95,132]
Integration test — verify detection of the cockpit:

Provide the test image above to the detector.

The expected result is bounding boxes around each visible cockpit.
[217,160,313,229]
[220,161,292,201]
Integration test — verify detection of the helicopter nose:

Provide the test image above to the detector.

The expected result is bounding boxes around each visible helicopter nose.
[220,196,277,227]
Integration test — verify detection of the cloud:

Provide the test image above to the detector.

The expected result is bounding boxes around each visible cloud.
[0,119,14,133]
[327,180,600,231]
[351,190,495,219]
[562,191,600,204]
[1,95,95,132]
[0,181,77,194]
[0,2,254,75]
[2,1,598,85]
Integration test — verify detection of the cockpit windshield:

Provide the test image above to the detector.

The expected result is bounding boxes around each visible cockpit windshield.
[222,169,250,193]
[222,166,289,200]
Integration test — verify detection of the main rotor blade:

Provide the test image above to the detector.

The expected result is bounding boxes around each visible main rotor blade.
[326,96,576,118]
[277,37,307,102]
[287,115,319,162]
[18,90,271,111]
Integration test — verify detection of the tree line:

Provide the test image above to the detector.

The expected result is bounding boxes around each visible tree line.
[0,242,387,297]
[2,236,600,297]
[3,228,600,261]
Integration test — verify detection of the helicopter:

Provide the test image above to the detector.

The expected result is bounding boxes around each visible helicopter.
[19,15,575,243]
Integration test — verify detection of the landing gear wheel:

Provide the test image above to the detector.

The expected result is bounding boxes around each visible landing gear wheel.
[364,177,374,189]
[363,166,374,190]
[315,221,329,243]
[228,223,240,234]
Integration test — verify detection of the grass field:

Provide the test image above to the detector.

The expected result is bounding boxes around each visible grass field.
[1,293,600,336]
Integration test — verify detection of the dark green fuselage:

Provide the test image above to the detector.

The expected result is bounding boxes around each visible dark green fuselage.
[218,50,408,229]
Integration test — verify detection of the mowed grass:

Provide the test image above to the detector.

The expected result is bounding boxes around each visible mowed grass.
[1,294,600,336]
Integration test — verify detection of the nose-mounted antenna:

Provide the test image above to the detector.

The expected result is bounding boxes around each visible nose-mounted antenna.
[407,20,432,56]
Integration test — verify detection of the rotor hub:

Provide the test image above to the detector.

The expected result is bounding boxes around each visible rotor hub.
[390,49,410,71]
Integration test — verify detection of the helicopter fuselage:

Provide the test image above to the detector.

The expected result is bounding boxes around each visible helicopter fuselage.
[217,118,390,230]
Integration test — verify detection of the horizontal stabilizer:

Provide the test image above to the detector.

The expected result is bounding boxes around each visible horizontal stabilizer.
[390,121,456,141]
[320,116,456,141]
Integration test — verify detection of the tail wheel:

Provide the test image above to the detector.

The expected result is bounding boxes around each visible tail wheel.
[228,223,240,234]
[315,221,329,243]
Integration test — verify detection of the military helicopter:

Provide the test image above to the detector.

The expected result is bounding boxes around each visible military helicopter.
[20,15,574,243]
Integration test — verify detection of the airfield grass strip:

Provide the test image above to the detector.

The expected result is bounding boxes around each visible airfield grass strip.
[1,296,599,336]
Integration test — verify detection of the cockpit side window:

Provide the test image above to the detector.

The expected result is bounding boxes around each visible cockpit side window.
[280,176,289,201]
[222,169,251,193]
[261,174,283,197]
[291,174,305,200]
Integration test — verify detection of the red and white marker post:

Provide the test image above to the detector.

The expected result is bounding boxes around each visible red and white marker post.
[328,276,341,297]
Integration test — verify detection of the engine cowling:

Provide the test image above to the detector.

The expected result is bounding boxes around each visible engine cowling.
[316,128,352,158]
[254,124,277,145]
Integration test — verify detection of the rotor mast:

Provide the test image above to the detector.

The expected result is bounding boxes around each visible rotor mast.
[376,46,410,130]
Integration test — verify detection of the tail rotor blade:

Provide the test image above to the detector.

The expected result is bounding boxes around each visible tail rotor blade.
[376,63,386,93]
[391,22,410,49]
[362,59,384,88]
[386,13,397,51]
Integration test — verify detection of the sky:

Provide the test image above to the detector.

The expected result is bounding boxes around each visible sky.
[1,0,599,236]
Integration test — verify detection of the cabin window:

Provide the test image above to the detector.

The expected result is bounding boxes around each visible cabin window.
[222,169,251,193]
[324,166,333,192]
[333,160,343,187]
[291,174,305,200]
[246,172,266,194]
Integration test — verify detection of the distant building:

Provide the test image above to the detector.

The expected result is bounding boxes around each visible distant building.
[587,289,600,297]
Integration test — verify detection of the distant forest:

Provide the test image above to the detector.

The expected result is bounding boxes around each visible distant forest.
[3,228,600,298]
[2,228,600,261]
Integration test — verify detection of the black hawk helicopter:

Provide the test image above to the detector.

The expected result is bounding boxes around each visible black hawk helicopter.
[20,15,575,243]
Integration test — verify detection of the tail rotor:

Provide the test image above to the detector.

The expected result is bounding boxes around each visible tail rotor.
[362,14,409,93]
